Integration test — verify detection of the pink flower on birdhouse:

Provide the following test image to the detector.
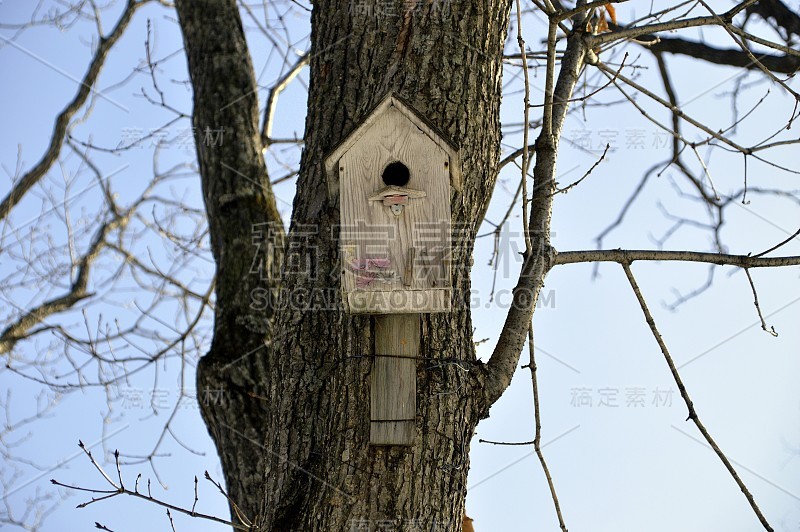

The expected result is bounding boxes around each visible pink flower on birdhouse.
[349,257,392,288]
[349,257,391,271]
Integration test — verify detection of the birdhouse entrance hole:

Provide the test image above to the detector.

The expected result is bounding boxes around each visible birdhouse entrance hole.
[382,161,410,187]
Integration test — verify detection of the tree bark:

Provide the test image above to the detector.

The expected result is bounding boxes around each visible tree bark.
[176,1,516,529]
[174,0,285,524]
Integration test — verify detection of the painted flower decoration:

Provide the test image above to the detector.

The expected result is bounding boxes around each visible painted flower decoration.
[349,257,392,288]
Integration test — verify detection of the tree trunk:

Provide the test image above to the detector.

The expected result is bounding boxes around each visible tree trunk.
[176,1,515,529]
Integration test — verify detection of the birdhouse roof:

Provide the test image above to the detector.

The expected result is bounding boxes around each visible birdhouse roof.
[323,93,462,198]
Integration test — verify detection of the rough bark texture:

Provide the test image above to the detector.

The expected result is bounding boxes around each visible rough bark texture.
[174,0,285,523]
[176,1,516,530]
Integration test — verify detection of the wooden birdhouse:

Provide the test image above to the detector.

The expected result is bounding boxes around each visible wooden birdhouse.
[325,93,461,315]
[325,94,461,446]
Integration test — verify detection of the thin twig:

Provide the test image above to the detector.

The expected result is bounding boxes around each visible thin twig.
[542,19,559,138]
[552,143,609,195]
[689,145,720,201]
[78,441,118,490]
[589,0,761,45]
[204,471,253,528]
[166,509,177,532]
[0,0,148,222]
[516,0,533,255]
[752,227,800,258]
[478,438,535,446]
[191,475,198,515]
[527,326,568,532]
[50,443,251,530]
[743,268,778,336]
[261,52,309,148]
[114,450,124,490]
[620,261,774,531]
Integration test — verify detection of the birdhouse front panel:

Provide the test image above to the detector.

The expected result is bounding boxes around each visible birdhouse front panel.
[338,106,452,314]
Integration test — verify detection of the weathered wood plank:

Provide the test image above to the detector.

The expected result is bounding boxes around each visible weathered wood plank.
[370,314,419,446]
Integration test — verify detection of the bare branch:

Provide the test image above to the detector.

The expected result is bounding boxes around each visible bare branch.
[743,268,779,336]
[515,0,534,255]
[648,36,800,74]
[0,205,131,356]
[556,0,627,23]
[526,326,568,532]
[589,0,761,46]
[594,61,749,153]
[747,0,800,39]
[0,0,148,223]
[696,0,800,102]
[753,227,800,257]
[483,7,589,407]
[555,249,800,268]
[261,52,309,148]
[50,444,251,531]
[552,142,609,195]
[620,261,774,531]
